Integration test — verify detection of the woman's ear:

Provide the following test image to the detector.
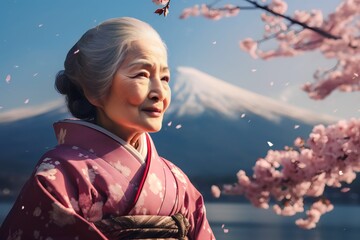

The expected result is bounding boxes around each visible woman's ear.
[84,90,103,109]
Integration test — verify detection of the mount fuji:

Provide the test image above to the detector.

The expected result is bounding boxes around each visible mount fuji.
[0,66,338,200]
[168,66,337,124]
[153,67,338,184]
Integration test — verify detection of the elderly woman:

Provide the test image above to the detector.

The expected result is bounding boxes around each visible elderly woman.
[0,17,215,239]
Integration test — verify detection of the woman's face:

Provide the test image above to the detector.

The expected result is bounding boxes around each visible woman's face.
[95,38,171,142]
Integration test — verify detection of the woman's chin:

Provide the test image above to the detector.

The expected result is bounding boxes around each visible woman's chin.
[145,122,163,133]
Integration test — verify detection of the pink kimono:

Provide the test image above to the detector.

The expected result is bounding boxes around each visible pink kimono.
[0,119,215,240]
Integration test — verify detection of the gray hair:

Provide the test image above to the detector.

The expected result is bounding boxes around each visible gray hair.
[55,17,167,120]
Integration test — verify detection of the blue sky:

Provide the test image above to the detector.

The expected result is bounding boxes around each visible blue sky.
[1,0,359,119]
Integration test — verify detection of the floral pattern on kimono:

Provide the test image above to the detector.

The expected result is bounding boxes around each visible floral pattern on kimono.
[0,119,215,240]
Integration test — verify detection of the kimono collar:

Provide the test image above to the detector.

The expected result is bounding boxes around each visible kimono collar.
[53,119,148,164]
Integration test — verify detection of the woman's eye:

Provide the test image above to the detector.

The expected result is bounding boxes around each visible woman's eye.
[161,76,170,82]
[133,72,148,78]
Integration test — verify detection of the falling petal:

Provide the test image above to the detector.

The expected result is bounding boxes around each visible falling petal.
[270,81,274,86]
[341,187,350,193]
[175,124,182,129]
[24,99,30,104]
[211,185,221,198]
[267,141,273,147]
[55,33,60,37]
[167,121,172,126]
[353,73,358,79]
[33,73,38,77]
[221,224,225,228]
[14,65,19,68]
[241,113,246,118]
[294,125,300,129]
[5,74,11,83]
[74,49,80,54]
[21,206,25,210]
[339,170,343,175]
[251,69,257,72]
[38,24,43,27]
[212,41,217,44]
[223,229,229,233]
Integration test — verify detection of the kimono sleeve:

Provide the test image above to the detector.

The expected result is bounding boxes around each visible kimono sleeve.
[0,160,107,240]
[165,161,216,240]
[183,178,216,240]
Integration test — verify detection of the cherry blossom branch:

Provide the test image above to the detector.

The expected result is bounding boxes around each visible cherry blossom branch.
[212,118,360,229]
[207,0,258,10]
[238,0,360,99]
[242,0,341,40]
[176,1,358,99]
[154,0,171,17]
[313,61,341,80]
[256,23,294,44]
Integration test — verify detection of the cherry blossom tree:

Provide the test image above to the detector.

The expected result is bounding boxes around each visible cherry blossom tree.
[154,0,360,99]
[212,118,360,229]
[152,0,360,229]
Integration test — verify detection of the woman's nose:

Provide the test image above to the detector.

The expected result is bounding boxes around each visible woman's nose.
[148,77,166,101]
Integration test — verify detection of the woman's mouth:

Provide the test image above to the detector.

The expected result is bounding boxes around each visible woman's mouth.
[142,107,162,117]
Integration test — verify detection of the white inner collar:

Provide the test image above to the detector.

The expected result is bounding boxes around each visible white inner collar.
[60,119,147,164]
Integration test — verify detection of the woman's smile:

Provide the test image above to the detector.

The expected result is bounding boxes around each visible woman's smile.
[142,106,163,117]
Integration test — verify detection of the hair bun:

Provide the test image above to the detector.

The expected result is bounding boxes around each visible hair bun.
[55,70,72,95]
[55,70,95,120]
[70,98,96,119]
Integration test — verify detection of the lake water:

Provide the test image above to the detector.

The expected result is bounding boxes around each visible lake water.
[206,203,360,240]
[1,202,360,239]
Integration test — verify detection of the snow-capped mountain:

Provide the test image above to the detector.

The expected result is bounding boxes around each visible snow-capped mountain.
[0,99,67,123]
[168,66,338,124]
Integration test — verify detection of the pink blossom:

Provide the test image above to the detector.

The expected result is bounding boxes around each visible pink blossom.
[180,5,200,19]
[200,4,222,20]
[293,10,311,23]
[239,38,258,59]
[5,74,11,83]
[295,200,333,229]
[223,4,240,18]
[294,137,304,147]
[180,4,240,20]
[268,0,288,14]
[152,0,169,5]
[211,185,221,198]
